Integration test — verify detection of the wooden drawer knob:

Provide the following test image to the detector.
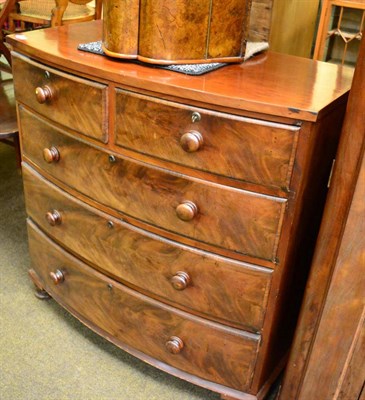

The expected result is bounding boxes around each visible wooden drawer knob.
[180,131,203,152]
[35,85,53,104]
[43,146,60,163]
[165,336,184,354]
[46,210,62,226]
[49,269,65,285]
[176,201,198,221]
[170,271,191,290]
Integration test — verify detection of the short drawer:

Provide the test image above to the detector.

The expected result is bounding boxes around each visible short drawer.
[27,222,260,391]
[12,53,108,142]
[23,164,272,332]
[20,108,287,262]
[115,89,300,189]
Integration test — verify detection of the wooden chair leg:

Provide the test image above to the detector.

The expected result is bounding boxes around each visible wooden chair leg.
[51,0,68,27]
[94,0,102,19]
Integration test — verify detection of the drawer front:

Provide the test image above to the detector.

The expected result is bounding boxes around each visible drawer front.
[12,54,108,142]
[20,108,287,261]
[27,222,260,391]
[115,89,300,189]
[23,164,272,331]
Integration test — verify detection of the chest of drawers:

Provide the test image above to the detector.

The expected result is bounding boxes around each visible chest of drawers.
[7,21,353,400]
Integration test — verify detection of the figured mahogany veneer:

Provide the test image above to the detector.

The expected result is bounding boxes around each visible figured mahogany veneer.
[27,222,260,392]
[19,107,286,262]
[8,21,353,400]
[12,55,108,142]
[22,164,272,332]
[114,89,300,190]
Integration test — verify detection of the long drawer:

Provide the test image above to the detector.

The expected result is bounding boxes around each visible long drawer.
[12,54,108,143]
[23,164,272,332]
[20,107,287,262]
[27,221,260,391]
[115,89,300,189]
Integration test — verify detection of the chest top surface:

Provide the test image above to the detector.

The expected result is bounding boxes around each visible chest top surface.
[7,20,353,122]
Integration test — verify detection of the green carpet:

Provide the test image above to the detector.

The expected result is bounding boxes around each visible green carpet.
[0,142,221,400]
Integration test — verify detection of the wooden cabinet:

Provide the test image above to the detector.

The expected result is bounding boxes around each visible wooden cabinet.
[279,25,365,400]
[313,0,365,66]
[7,21,353,400]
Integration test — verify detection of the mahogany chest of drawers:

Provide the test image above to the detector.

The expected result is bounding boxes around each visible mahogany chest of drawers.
[7,21,353,400]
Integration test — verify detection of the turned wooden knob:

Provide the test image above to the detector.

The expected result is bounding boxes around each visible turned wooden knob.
[46,210,62,226]
[49,269,65,285]
[43,146,60,163]
[180,131,203,152]
[176,201,198,221]
[35,85,53,104]
[170,271,191,290]
[165,336,184,354]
